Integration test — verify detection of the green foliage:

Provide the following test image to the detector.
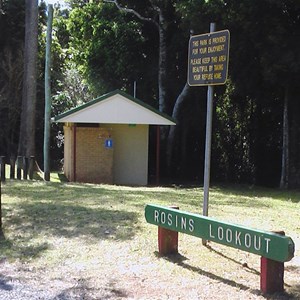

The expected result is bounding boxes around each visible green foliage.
[1,0,300,186]
[214,80,255,183]
[67,2,149,93]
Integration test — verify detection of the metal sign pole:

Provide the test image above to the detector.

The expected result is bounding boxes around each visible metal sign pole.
[202,23,216,244]
[187,23,230,245]
[203,80,214,215]
[203,22,216,216]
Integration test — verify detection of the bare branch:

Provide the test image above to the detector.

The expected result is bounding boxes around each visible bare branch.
[104,0,159,28]
[149,0,160,13]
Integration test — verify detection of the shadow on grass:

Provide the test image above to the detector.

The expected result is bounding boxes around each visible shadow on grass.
[287,285,300,299]
[53,277,128,299]
[205,244,260,275]
[5,202,139,241]
[3,180,159,210]
[1,182,140,260]
[0,277,13,291]
[212,185,300,204]
[162,251,299,299]
[0,232,50,260]
[163,252,258,293]
[57,172,68,182]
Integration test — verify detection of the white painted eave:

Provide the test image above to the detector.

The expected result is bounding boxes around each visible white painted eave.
[54,92,175,126]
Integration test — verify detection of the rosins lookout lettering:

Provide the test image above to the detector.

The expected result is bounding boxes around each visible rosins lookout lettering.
[145,204,294,262]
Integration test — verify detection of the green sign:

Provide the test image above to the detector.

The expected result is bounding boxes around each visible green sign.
[145,204,295,262]
[188,30,230,86]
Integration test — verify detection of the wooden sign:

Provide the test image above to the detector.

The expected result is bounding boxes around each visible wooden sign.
[145,204,295,262]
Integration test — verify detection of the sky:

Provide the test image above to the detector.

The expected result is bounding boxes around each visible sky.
[45,0,65,4]
[41,0,67,7]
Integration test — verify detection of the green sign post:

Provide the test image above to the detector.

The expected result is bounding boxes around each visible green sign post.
[145,204,295,262]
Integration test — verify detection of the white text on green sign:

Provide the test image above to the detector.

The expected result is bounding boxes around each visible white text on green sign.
[145,204,294,262]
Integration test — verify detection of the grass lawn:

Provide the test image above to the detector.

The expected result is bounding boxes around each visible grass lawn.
[0,174,299,299]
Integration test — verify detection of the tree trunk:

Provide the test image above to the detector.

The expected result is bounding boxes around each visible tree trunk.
[288,84,300,188]
[280,84,289,189]
[107,1,167,115]
[166,83,190,168]
[18,0,39,157]
[158,11,167,114]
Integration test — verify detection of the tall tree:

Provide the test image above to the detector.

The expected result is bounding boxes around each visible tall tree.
[105,0,171,113]
[18,0,39,157]
[280,85,289,188]
[0,0,25,157]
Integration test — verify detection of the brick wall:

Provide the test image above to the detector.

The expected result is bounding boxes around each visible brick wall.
[64,125,113,184]
[76,127,113,184]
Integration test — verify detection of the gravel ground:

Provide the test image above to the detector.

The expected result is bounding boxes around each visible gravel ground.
[0,260,88,300]
[0,274,97,300]
[0,278,56,300]
[1,237,299,299]
[1,256,300,300]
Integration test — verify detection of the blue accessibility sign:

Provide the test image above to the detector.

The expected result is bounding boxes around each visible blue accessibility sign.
[105,139,113,148]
